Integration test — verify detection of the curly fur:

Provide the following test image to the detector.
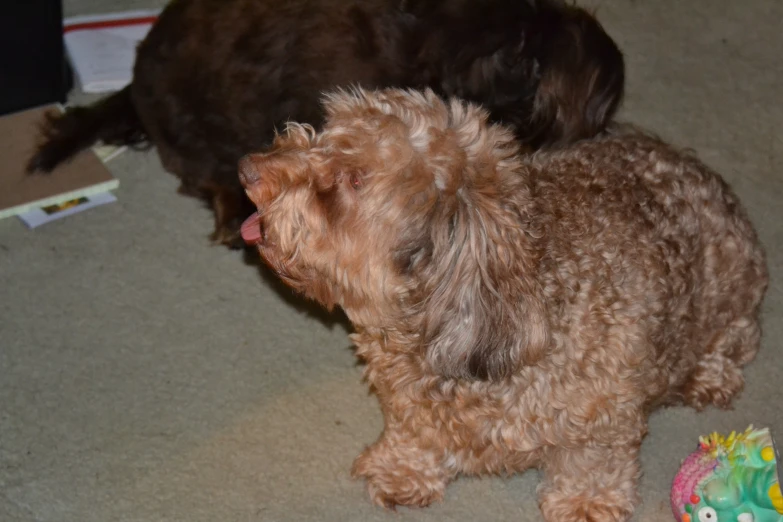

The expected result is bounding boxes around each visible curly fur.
[28,0,623,249]
[238,87,768,521]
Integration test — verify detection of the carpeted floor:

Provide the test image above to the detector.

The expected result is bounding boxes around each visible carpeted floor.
[1,1,781,521]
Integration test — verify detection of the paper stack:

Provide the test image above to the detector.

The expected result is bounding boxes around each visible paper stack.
[63,9,160,93]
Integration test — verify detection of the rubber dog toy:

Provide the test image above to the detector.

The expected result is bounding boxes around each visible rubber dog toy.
[672,426,783,522]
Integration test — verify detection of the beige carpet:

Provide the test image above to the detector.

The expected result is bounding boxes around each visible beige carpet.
[2,1,781,521]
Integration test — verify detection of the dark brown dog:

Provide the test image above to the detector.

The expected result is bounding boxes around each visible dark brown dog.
[28,0,624,248]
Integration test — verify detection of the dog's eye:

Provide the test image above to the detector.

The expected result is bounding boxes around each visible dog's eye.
[349,173,362,190]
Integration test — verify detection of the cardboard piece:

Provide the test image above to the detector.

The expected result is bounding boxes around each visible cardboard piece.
[0,104,119,220]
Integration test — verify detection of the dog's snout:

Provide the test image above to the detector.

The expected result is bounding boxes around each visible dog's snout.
[239,155,261,187]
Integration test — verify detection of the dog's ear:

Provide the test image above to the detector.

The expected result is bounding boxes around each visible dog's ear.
[528,3,625,146]
[411,188,550,382]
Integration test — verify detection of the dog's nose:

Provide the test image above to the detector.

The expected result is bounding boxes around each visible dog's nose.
[238,155,261,187]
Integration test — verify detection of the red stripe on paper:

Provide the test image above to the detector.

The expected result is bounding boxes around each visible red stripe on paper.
[64,16,158,33]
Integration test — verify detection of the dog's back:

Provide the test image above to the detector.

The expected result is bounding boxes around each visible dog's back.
[133,0,413,168]
[529,132,768,409]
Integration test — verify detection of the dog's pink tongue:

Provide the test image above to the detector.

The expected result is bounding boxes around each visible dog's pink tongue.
[241,213,262,244]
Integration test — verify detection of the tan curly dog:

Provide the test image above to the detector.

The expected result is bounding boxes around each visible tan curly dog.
[238,88,768,521]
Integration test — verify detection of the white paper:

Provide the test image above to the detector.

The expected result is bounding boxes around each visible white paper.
[63,10,161,93]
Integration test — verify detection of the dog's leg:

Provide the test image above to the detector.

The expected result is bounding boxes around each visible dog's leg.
[176,179,202,198]
[683,316,761,410]
[351,429,454,509]
[538,443,641,522]
[209,186,255,250]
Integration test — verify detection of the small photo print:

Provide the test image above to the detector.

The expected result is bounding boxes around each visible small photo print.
[18,192,117,229]
[41,197,90,215]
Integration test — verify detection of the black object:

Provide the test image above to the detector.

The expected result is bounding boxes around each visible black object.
[0,0,71,116]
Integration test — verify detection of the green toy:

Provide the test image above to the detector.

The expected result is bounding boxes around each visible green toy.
[672,426,783,522]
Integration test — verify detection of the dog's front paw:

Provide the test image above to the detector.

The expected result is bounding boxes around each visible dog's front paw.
[351,444,448,509]
[539,443,640,522]
[209,224,244,250]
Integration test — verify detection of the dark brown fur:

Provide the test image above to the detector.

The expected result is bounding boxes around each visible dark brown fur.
[28,0,624,248]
